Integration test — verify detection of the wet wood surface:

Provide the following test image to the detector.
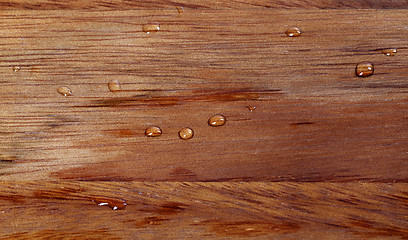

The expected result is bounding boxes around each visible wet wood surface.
[0,0,407,239]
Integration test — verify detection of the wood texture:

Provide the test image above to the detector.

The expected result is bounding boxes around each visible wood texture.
[0,182,408,239]
[0,0,408,239]
[1,9,407,181]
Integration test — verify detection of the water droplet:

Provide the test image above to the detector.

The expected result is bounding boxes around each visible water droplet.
[176,6,185,14]
[247,106,256,112]
[57,86,72,96]
[13,66,21,72]
[355,62,374,77]
[208,115,226,127]
[285,27,302,37]
[179,127,194,140]
[145,126,162,137]
[381,48,397,56]
[108,80,122,92]
[143,24,160,34]
[94,198,127,210]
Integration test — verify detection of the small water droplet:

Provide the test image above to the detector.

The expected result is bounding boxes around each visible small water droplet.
[285,27,302,37]
[355,62,374,77]
[179,127,194,140]
[143,24,160,34]
[176,6,185,14]
[208,115,226,127]
[94,198,127,210]
[108,80,122,92]
[381,48,397,56]
[145,126,162,137]
[13,66,21,72]
[57,86,72,96]
[247,106,256,112]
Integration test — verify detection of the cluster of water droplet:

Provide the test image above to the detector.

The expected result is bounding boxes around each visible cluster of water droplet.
[11,7,400,212]
[145,114,226,140]
[45,23,398,145]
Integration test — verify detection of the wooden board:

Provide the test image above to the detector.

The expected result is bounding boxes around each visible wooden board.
[1,8,408,181]
[0,182,408,239]
[0,0,407,239]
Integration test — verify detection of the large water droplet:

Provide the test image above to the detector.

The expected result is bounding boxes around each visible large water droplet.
[13,66,21,72]
[143,24,160,34]
[382,48,397,56]
[355,62,374,77]
[108,80,122,92]
[57,86,72,96]
[285,27,302,37]
[179,127,194,140]
[145,126,162,137]
[208,115,226,127]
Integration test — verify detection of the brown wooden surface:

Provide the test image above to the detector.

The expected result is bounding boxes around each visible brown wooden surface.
[0,182,407,239]
[0,0,408,239]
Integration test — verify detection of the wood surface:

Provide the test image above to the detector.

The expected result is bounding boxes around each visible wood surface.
[0,182,407,239]
[0,0,407,239]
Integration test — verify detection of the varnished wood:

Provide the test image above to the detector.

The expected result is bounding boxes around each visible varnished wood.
[0,182,407,239]
[0,0,407,239]
[0,9,407,181]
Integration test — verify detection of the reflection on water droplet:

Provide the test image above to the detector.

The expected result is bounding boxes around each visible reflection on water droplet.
[176,6,185,14]
[285,27,302,37]
[247,106,256,112]
[143,24,160,34]
[208,115,226,127]
[179,127,194,140]
[94,198,127,210]
[382,48,397,56]
[355,62,374,77]
[145,126,162,137]
[57,86,72,96]
[108,80,122,92]
[13,66,21,72]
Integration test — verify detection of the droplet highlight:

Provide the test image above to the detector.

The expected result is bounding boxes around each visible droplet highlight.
[94,198,127,210]
[145,126,162,137]
[57,86,72,96]
[179,127,194,140]
[13,66,21,72]
[143,24,160,34]
[108,80,122,92]
[208,115,226,127]
[355,62,374,77]
[381,48,397,56]
[285,27,302,37]
[247,106,256,112]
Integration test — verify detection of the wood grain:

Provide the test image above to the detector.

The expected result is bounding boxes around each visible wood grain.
[1,1,408,238]
[0,182,407,239]
[0,9,407,181]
